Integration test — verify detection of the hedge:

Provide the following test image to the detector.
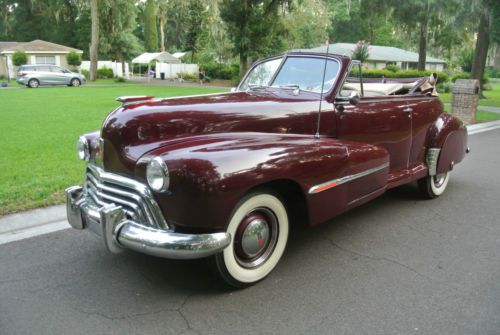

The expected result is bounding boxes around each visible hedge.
[451,72,489,85]
[97,67,114,79]
[351,69,449,84]
[201,63,239,81]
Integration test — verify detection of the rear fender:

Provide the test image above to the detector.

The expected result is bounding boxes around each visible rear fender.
[426,113,468,175]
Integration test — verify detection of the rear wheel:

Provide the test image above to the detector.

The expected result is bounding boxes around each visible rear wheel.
[28,79,39,88]
[418,171,450,199]
[212,191,289,288]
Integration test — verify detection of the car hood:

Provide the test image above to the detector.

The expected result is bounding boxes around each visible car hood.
[100,90,322,175]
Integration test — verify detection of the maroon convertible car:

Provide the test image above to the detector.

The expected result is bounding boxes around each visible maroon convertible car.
[66,52,468,287]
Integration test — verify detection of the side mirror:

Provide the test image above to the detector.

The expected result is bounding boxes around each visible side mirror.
[230,87,237,93]
[348,91,360,105]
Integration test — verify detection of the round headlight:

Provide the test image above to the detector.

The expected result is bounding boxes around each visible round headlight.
[77,136,90,161]
[146,157,170,192]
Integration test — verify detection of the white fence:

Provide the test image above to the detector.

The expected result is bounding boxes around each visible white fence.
[154,63,198,79]
[80,61,130,78]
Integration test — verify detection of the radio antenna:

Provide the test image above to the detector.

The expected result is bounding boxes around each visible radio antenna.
[315,39,330,139]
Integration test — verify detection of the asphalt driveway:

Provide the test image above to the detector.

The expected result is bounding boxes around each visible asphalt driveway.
[1,129,499,335]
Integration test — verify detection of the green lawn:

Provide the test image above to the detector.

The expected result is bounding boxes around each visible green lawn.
[0,85,229,215]
[440,83,500,107]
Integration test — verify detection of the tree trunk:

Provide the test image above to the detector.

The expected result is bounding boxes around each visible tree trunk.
[239,51,248,78]
[89,0,99,82]
[159,16,166,52]
[471,9,490,98]
[417,19,428,71]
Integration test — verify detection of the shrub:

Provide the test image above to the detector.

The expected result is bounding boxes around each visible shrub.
[451,72,469,83]
[201,63,239,81]
[451,71,489,87]
[384,64,400,72]
[437,82,452,93]
[12,51,27,67]
[80,69,90,79]
[177,72,198,81]
[97,67,114,79]
[114,77,126,83]
[486,67,500,78]
[0,75,5,80]
[66,52,82,67]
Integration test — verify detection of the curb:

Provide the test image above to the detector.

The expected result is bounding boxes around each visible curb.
[1,119,500,245]
[0,205,68,245]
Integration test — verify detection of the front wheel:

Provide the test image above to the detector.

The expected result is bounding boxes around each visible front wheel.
[212,191,289,288]
[418,171,450,199]
[70,78,81,87]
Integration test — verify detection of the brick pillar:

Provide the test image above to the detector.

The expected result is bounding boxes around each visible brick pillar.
[451,79,479,125]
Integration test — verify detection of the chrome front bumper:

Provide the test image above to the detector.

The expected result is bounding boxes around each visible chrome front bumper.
[65,186,231,259]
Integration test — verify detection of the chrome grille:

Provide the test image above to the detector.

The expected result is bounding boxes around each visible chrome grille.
[83,165,168,229]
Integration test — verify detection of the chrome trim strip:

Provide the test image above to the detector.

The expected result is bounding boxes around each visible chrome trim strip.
[308,162,389,194]
[426,148,441,176]
[65,187,231,260]
[86,164,168,229]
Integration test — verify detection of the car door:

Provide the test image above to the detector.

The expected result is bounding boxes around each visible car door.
[50,66,69,85]
[36,65,52,85]
[335,96,412,173]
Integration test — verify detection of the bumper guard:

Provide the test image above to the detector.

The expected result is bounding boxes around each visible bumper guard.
[65,186,231,259]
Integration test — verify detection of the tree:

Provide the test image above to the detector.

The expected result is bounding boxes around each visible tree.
[99,0,142,76]
[186,0,204,62]
[158,0,169,52]
[220,0,290,76]
[469,0,500,94]
[144,0,158,52]
[12,51,27,66]
[66,52,82,69]
[390,0,459,71]
[89,0,99,81]
[352,40,370,63]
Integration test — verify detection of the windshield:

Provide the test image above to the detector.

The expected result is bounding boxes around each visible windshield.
[239,56,340,93]
[239,57,282,90]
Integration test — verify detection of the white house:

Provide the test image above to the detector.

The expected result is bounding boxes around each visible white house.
[301,43,447,71]
[0,39,83,79]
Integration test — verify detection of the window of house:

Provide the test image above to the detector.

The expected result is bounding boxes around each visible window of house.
[35,56,56,65]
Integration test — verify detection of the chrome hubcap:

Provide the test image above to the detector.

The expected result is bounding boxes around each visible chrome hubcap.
[434,173,446,188]
[241,219,270,258]
[234,208,278,269]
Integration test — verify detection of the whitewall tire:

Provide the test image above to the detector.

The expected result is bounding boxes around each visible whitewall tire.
[213,191,289,288]
[419,171,450,198]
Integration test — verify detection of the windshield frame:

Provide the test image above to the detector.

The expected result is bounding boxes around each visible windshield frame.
[237,54,342,94]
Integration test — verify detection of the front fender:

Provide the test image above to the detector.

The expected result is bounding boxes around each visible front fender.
[137,132,387,232]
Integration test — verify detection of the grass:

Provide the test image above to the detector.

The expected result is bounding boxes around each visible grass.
[87,78,141,85]
[442,104,500,123]
[0,85,229,215]
[440,83,500,107]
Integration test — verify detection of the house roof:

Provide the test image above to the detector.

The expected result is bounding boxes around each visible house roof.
[0,42,20,52]
[0,39,82,53]
[299,43,446,64]
[132,52,181,64]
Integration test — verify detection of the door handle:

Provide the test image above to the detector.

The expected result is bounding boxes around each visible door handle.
[403,107,413,113]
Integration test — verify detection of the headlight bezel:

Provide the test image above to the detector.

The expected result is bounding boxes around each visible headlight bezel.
[146,157,170,192]
[77,136,90,162]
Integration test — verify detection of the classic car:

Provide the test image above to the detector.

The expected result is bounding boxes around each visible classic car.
[66,52,469,287]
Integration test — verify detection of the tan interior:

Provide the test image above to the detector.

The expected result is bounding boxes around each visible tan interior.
[341,81,418,97]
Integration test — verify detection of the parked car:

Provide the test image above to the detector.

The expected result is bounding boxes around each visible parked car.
[16,64,86,88]
[66,52,469,287]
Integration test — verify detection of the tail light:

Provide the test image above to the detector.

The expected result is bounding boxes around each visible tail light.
[19,72,27,77]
